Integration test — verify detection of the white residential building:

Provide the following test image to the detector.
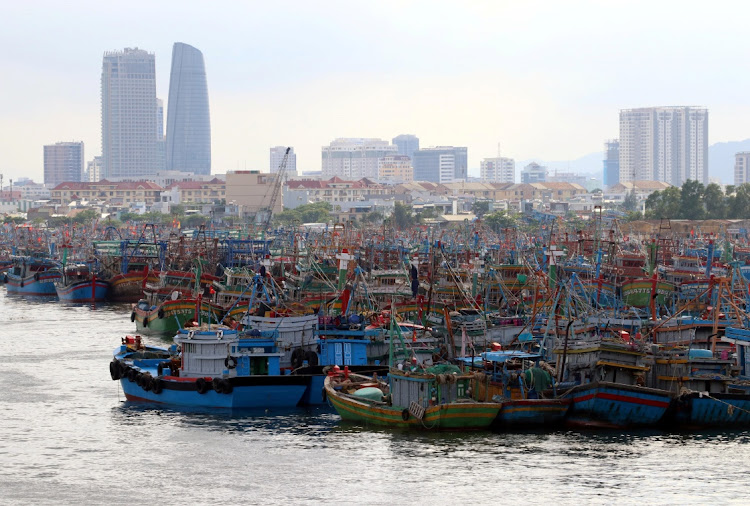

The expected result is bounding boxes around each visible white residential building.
[735,152,750,186]
[101,48,161,179]
[480,157,515,183]
[619,107,708,185]
[270,146,296,173]
[321,138,398,179]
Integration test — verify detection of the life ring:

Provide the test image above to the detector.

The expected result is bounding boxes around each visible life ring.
[157,308,165,319]
[225,356,237,369]
[196,377,209,394]
[401,409,410,421]
[130,311,136,322]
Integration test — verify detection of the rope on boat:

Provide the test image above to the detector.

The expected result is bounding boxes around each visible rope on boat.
[680,388,750,417]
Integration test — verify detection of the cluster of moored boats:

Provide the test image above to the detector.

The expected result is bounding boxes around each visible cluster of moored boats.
[4,219,750,431]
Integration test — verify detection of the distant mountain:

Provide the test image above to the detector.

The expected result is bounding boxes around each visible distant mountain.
[517,151,604,175]
[708,139,750,184]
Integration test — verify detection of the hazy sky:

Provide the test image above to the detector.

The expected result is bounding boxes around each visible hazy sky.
[2,0,750,182]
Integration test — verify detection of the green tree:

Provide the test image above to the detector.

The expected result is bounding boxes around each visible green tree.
[484,210,518,232]
[679,180,705,220]
[471,200,490,218]
[274,201,332,226]
[729,183,750,219]
[624,210,643,222]
[622,190,638,212]
[393,201,414,229]
[645,186,681,219]
[703,183,726,219]
[72,208,101,225]
[170,204,185,216]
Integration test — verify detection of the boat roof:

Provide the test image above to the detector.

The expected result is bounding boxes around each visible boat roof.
[456,350,542,365]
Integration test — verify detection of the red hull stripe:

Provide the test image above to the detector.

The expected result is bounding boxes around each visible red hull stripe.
[575,392,669,408]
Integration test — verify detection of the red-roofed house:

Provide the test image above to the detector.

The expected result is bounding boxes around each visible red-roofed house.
[284,177,392,205]
[50,180,164,205]
[166,177,226,204]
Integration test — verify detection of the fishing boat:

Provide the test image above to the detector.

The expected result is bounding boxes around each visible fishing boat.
[464,347,570,429]
[132,268,224,335]
[5,255,60,296]
[555,333,673,428]
[110,326,310,409]
[324,366,501,430]
[652,343,750,428]
[55,263,109,303]
[323,320,502,430]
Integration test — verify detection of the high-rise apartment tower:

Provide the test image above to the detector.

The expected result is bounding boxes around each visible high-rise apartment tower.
[619,107,708,185]
[101,48,160,179]
[44,141,84,186]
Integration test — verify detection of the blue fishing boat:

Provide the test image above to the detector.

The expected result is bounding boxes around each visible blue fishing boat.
[555,335,673,428]
[55,263,109,303]
[652,342,750,428]
[5,255,60,296]
[111,327,310,409]
[566,381,672,428]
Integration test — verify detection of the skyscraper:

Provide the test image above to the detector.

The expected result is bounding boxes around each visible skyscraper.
[603,139,620,188]
[166,43,211,175]
[412,146,467,183]
[44,141,84,186]
[156,98,166,171]
[392,134,419,159]
[270,146,296,173]
[619,107,708,185]
[101,48,160,179]
[321,138,398,179]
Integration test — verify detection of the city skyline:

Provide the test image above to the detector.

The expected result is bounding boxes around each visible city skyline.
[4,2,750,182]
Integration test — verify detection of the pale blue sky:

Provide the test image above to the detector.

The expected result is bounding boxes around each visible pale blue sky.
[2,0,749,182]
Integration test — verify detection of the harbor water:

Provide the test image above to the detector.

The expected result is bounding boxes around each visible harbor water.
[1,291,749,505]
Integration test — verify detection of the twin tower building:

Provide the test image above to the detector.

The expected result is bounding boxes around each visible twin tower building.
[101,43,211,180]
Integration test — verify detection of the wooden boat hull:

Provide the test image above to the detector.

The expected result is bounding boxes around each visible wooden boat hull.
[566,381,672,428]
[325,380,500,430]
[671,392,750,428]
[6,271,60,297]
[56,279,110,303]
[133,299,224,335]
[622,279,674,307]
[108,270,159,302]
[493,398,571,428]
[119,375,308,409]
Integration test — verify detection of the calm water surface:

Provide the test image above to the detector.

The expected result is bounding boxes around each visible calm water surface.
[1,290,749,505]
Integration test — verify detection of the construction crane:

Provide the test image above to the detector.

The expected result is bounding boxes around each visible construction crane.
[259,147,291,231]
